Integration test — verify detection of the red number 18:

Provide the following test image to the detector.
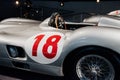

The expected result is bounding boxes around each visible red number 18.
[32,34,61,59]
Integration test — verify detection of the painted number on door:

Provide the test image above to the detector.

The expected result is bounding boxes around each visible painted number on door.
[25,32,64,64]
[32,34,61,59]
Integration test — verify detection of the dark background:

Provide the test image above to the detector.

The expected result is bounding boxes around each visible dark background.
[0,0,120,22]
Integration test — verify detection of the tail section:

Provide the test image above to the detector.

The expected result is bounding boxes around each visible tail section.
[108,10,120,16]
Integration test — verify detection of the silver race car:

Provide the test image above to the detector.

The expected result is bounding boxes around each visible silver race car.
[0,12,120,80]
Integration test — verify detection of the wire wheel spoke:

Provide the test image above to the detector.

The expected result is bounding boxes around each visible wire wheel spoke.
[76,55,115,80]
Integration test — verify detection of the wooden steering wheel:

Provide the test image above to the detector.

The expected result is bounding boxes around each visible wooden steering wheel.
[54,13,67,29]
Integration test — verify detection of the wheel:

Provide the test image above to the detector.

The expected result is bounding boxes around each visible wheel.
[76,54,114,80]
[64,48,120,80]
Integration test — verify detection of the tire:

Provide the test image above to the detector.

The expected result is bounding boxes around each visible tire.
[64,48,120,80]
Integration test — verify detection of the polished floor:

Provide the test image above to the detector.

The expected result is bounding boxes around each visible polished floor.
[0,66,63,80]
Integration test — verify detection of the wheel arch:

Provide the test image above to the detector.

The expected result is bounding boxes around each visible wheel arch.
[62,45,120,76]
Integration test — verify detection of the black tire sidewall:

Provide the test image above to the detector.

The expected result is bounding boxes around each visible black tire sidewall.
[64,48,120,80]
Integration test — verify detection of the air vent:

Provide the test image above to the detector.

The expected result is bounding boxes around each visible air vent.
[7,45,26,58]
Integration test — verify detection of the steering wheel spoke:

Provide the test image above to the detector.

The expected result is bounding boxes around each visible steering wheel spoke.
[48,12,66,29]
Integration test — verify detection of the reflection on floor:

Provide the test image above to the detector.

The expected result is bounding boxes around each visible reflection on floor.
[0,66,63,80]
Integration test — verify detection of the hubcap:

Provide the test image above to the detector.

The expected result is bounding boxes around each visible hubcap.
[76,55,115,80]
